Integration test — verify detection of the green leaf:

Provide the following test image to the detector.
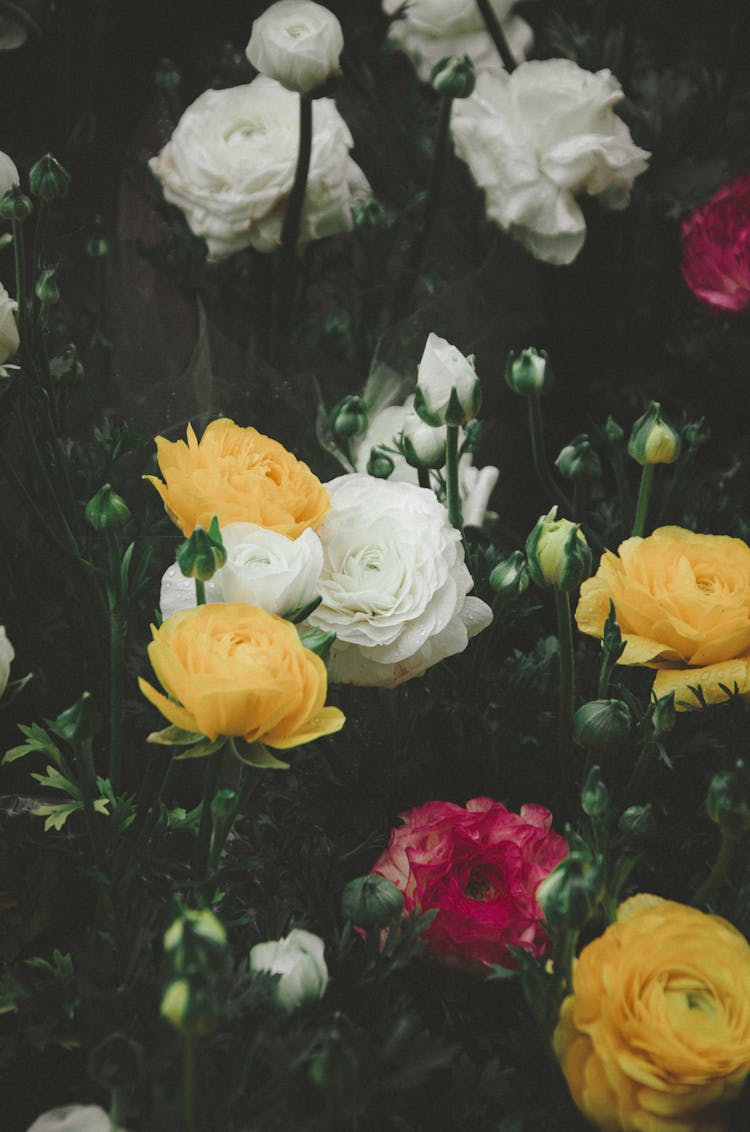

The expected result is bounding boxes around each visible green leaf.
[174,736,226,760]
[147,724,204,746]
[30,765,81,798]
[230,739,289,770]
[33,801,81,832]
[3,722,62,766]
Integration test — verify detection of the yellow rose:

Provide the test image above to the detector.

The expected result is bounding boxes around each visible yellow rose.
[145,418,330,538]
[554,895,750,1132]
[138,603,344,749]
[576,526,750,708]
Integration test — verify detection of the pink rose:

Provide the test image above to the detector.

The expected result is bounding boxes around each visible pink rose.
[371,797,567,971]
[681,172,750,312]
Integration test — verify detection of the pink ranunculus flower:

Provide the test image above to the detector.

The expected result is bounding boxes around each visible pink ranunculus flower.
[681,172,750,313]
[371,797,567,971]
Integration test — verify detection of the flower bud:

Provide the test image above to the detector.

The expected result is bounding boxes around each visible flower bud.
[706,761,750,835]
[29,153,71,204]
[329,395,368,441]
[352,197,387,233]
[246,0,344,94]
[0,282,19,366]
[650,691,676,737]
[414,332,481,427]
[573,699,631,751]
[489,550,530,601]
[249,928,328,1012]
[627,401,681,465]
[581,765,608,819]
[87,1032,144,1092]
[0,626,14,698]
[155,56,181,92]
[603,415,624,446]
[341,875,404,931]
[54,691,103,743]
[618,804,656,841]
[35,268,60,306]
[505,347,552,397]
[160,978,219,1037]
[555,434,601,482]
[537,852,604,932]
[526,506,592,592]
[0,151,19,200]
[430,55,476,99]
[163,907,228,974]
[401,410,446,469]
[177,516,227,581]
[85,484,131,532]
[366,447,395,479]
[0,185,33,222]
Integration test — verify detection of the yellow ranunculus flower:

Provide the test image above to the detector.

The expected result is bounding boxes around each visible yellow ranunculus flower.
[138,603,344,749]
[553,895,750,1132]
[145,418,330,538]
[576,526,750,709]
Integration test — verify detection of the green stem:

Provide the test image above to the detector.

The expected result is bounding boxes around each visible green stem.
[194,754,223,880]
[406,94,453,280]
[11,219,28,361]
[206,764,262,874]
[184,1033,199,1132]
[30,199,49,334]
[554,587,575,811]
[417,466,431,491]
[272,92,313,361]
[76,738,106,871]
[694,829,741,908]
[474,0,518,71]
[527,392,573,514]
[445,424,463,531]
[624,740,656,801]
[133,755,178,854]
[610,446,631,526]
[631,463,654,538]
[106,531,126,793]
[195,579,206,605]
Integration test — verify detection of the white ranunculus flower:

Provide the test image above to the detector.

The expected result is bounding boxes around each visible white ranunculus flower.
[249,928,328,1012]
[150,76,370,259]
[0,625,14,697]
[352,395,499,528]
[451,61,650,265]
[415,332,481,426]
[307,474,493,685]
[382,0,533,82]
[160,524,323,619]
[246,0,344,94]
[401,408,446,468]
[0,282,20,365]
[26,1105,124,1132]
[0,150,19,200]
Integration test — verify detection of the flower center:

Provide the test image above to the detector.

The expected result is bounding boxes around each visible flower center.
[465,871,499,901]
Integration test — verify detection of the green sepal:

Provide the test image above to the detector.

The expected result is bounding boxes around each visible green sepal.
[173,737,226,761]
[413,384,443,428]
[283,595,323,624]
[300,627,336,663]
[230,739,289,770]
[147,724,205,746]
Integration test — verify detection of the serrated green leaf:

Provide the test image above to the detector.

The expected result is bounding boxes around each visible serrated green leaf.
[33,801,81,832]
[29,766,81,797]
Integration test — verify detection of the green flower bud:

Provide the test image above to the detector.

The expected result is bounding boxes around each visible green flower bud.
[177,515,226,582]
[163,907,228,974]
[505,347,552,397]
[581,765,608,819]
[617,804,656,841]
[160,978,219,1037]
[366,447,395,479]
[341,875,404,931]
[573,699,631,751]
[489,550,530,601]
[35,267,60,306]
[87,1032,143,1092]
[55,691,103,743]
[329,395,368,441]
[29,153,71,203]
[603,415,625,446]
[0,185,33,222]
[85,484,131,531]
[706,761,750,835]
[554,433,602,482]
[537,853,604,932]
[155,57,182,91]
[401,411,446,469]
[526,506,592,592]
[627,401,681,466]
[430,54,476,99]
[650,691,676,737]
[352,197,388,233]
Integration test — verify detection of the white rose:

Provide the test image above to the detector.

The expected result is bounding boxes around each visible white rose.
[0,282,19,366]
[150,76,370,260]
[307,474,493,685]
[249,928,328,1012]
[415,332,482,426]
[0,625,14,697]
[382,0,533,82]
[352,395,499,528]
[246,0,344,94]
[26,1106,125,1132]
[451,61,650,265]
[160,524,323,620]
[0,150,19,200]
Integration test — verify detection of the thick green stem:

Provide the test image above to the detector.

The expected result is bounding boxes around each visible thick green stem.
[694,829,741,908]
[554,587,575,808]
[184,1033,199,1132]
[445,424,463,531]
[106,531,125,793]
[207,764,262,874]
[272,92,313,360]
[194,754,223,880]
[407,94,453,280]
[527,392,573,514]
[631,463,654,538]
[417,466,431,491]
[474,0,517,71]
[195,579,206,606]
